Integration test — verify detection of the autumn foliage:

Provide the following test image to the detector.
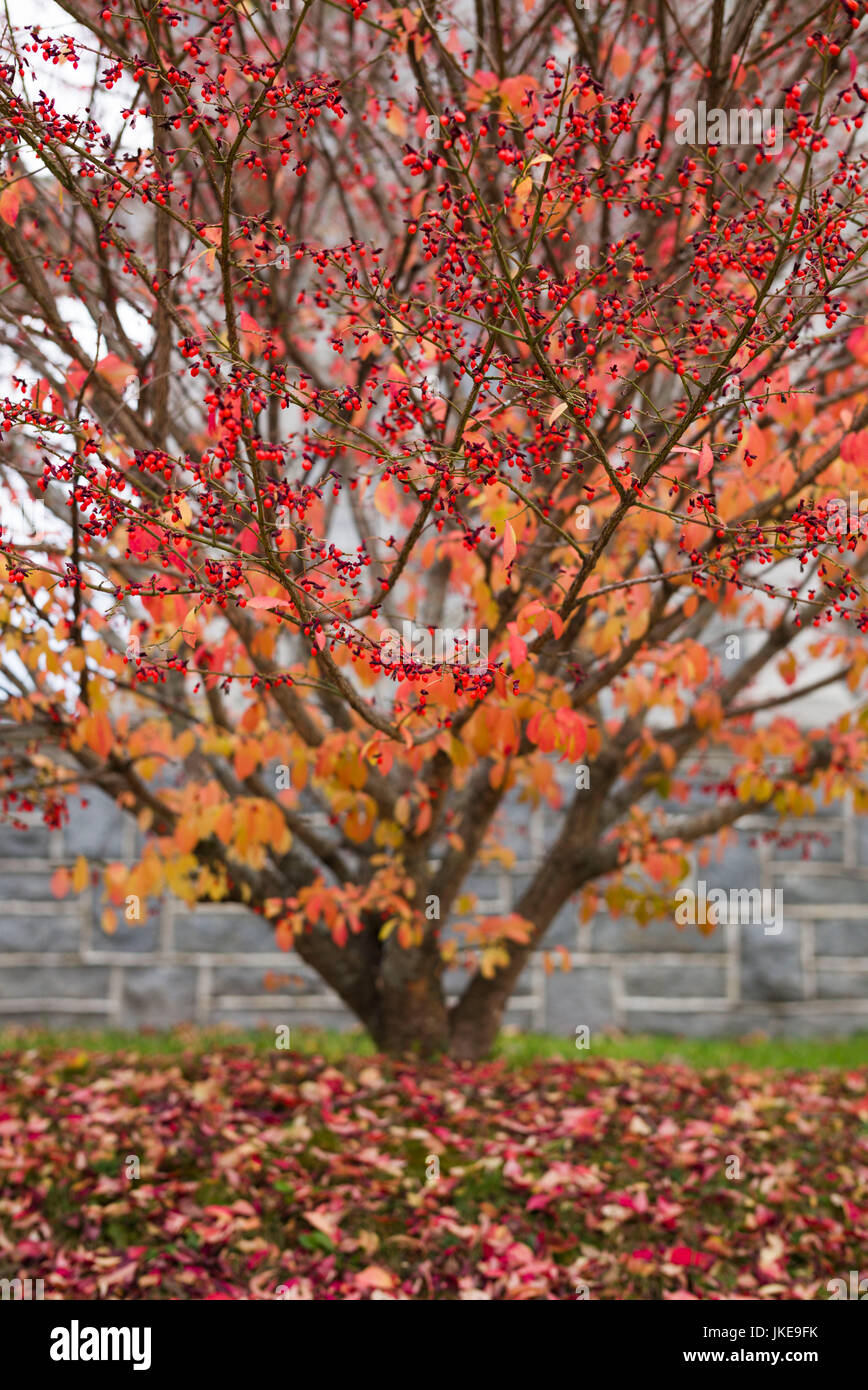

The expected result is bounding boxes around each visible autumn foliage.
[1,1041,865,1299]
[2,0,868,1054]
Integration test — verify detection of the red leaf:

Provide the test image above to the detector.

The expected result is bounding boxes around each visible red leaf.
[247,595,283,610]
[696,442,714,479]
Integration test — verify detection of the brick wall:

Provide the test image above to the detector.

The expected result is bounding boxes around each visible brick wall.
[0,789,866,1037]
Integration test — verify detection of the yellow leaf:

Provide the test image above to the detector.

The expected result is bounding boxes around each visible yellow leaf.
[175,729,196,758]
[181,607,198,646]
[513,176,533,208]
[72,855,89,894]
[480,945,510,978]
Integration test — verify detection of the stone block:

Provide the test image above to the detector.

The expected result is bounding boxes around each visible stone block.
[814,921,868,955]
[773,874,868,908]
[0,873,61,902]
[618,1008,746,1038]
[733,1008,868,1037]
[173,908,275,954]
[0,913,80,953]
[815,970,868,1000]
[461,873,507,907]
[621,964,727,999]
[0,965,110,999]
[739,926,804,1002]
[89,913,161,954]
[700,836,764,891]
[121,967,197,1026]
[542,899,580,948]
[543,965,614,1036]
[211,965,327,998]
[0,822,52,857]
[64,791,129,859]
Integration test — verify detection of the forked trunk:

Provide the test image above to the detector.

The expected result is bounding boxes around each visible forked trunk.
[371,975,451,1056]
[370,934,450,1056]
[448,971,515,1060]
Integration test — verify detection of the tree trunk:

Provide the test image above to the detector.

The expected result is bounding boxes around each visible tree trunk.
[371,973,451,1055]
[448,969,518,1060]
[369,931,450,1056]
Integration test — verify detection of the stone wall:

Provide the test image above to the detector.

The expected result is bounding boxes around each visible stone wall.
[1,789,866,1037]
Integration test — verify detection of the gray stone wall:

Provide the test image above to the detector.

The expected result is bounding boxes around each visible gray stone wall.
[0,789,866,1037]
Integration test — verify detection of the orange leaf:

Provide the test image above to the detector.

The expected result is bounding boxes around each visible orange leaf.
[508,626,527,668]
[84,710,113,759]
[0,185,19,226]
[95,353,135,392]
[234,743,258,780]
[385,106,407,137]
[356,1265,397,1291]
[51,867,71,899]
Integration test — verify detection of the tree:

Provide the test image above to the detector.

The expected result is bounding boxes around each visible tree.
[1,0,868,1057]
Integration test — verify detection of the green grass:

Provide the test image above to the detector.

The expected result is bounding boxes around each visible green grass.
[495,1030,868,1069]
[0,1024,865,1069]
